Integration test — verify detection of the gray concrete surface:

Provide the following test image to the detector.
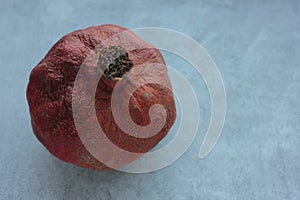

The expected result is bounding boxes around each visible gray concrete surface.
[0,0,299,199]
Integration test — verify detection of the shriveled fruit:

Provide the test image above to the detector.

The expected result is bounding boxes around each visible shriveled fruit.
[26,24,176,171]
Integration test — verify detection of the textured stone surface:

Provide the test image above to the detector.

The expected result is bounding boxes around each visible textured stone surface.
[0,0,299,199]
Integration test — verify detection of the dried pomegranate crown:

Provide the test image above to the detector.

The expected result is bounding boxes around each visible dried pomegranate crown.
[97,45,133,80]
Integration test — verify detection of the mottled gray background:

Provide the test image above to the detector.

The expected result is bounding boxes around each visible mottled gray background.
[0,0,299,199]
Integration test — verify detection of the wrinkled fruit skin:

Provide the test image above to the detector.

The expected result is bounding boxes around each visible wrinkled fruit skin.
[26,24,176,171]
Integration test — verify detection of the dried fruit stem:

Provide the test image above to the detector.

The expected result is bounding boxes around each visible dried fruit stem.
[97,45,133,80]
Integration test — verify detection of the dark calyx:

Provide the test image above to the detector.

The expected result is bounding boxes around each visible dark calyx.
[97,45,133,80]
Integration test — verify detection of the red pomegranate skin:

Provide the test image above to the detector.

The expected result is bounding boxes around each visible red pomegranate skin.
[26,24,176,171]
